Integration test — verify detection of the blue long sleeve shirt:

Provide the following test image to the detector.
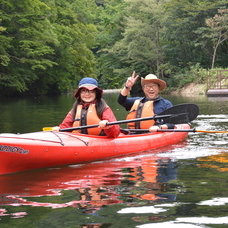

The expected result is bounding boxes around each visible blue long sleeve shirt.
[118,94,173,114]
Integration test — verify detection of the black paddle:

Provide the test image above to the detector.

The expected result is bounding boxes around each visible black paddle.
[59,103,199,132]
[156,103,199,124]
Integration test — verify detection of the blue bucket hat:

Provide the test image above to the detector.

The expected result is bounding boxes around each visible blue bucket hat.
[74,77,103,98]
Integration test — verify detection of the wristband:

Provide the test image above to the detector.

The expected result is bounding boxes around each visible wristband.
[125,85,130,90]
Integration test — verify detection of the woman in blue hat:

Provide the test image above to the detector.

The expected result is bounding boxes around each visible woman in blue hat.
[53,77,120,138]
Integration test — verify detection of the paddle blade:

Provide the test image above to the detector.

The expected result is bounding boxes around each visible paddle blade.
[158,103,199,124]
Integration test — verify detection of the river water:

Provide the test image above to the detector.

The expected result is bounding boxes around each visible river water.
[0,92,228,227]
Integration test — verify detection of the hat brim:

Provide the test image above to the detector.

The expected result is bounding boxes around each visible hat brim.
[141,78,166,91]
[74,85,103,98]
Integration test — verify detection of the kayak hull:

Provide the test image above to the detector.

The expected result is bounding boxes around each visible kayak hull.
[0,124,190,175]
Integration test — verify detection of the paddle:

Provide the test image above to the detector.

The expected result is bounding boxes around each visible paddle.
[123,129,228,133]
[43,115,175,132]
[157,103,199,124]
[56,114,179,132]
[43,103,199,132]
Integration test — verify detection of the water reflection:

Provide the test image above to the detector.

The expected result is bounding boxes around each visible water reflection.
[0,143,185,219]
[198,152,228,172]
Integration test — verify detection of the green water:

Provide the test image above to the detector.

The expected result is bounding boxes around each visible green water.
[0,92,228,227]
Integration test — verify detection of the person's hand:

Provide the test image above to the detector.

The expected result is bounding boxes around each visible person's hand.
[149,125,160,132]
[125,71,139,89]
[52,126,60,132]
[98,120,110,129]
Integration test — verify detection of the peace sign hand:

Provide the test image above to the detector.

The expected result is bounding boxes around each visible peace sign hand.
[125,71,139,89]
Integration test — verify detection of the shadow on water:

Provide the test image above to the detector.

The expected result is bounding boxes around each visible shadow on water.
[0,92,228,227]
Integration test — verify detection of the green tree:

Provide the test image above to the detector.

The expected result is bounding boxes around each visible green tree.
[41,0,97,94]
[0,21,11,67]
[0,0,58,95]
[0,0,98,96]
[1,0,228,96]
[116,0,167,76]
[94,0,128,88]
[206,9,228,69]
[164,0,227,70]
[95,0,170,90]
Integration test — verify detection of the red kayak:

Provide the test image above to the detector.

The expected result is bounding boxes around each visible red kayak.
[0,123,190,175]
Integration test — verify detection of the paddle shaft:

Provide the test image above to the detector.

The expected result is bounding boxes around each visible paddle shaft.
[59,114,175,132]
[43,103,199,132]
[123,128,228,133]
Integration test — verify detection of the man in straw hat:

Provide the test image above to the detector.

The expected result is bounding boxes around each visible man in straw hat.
[118,71,174,131]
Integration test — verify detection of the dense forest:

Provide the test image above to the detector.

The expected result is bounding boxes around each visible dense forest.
[0,0,228,97]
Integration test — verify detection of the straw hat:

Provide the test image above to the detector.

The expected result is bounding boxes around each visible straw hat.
[74,77,103,98]
[141,74,166,91]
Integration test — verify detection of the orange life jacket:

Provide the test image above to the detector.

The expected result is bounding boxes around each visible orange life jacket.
[126,99,155,129]
[73,104,103,135]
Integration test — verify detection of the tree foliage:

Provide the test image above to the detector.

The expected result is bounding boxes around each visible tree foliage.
[0,0,97,96]
[0,0,227,96]
[206,9,228,69]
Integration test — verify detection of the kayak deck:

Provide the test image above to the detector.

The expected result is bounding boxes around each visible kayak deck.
[0,124,190,175]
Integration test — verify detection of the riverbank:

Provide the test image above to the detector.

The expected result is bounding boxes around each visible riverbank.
[171,83,206,95]
[104,89,120,93]
[104,83,207,95]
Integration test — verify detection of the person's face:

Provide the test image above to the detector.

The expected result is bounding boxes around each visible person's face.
[143,83,160,100]
[80,88,96,102]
